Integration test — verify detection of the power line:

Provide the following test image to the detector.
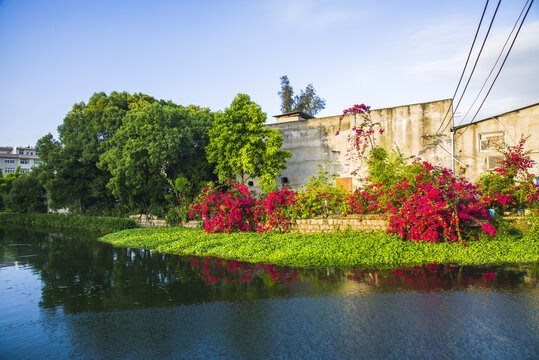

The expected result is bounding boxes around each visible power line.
[459,0,530,125]
[456,0,534,139]
[440,0,503,135]
[435,0,491,135]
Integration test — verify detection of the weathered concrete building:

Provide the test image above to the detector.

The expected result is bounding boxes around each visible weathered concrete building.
[259,99,454,192]
[248,99,539,193]
[453,102,539,181]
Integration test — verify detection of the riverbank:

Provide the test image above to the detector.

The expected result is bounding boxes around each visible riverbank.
[0,213,137,235]
[99,226,539,268]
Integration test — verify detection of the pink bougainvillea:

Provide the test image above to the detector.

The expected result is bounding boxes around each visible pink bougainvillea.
[253,187,298,232]
[336,103,383,176]
[480,136,539,213]
[348,160,494,244]
[190,181,257,233]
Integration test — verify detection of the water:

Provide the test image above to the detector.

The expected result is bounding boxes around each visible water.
[0,227,537,360]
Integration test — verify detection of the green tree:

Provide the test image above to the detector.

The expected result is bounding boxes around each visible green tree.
[4,170,47,213]
[278,75,326,116]
[278,75,295,113]
[206,93,291,193]
[36,91,159,214]
[98,103,214,214]
[0,166,22,210]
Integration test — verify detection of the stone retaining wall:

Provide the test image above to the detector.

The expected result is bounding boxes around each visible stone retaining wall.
[289,215,388,234]
[129,214,166,227]
[173,216,388,233]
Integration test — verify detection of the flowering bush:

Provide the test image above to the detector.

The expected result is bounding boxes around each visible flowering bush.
[190,181,257,233]
[337,104,384,175]
[254,187,298,232]
[349,160,494,244]
[479,136,539,213]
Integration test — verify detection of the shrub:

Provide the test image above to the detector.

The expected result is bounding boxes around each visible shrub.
[190,181,257,233]
[4,171,47,213]
[350,160,494,244]
[293,163,350,218]
[0,213,137,234]
[253,187,298,232]
[479,136,539,213]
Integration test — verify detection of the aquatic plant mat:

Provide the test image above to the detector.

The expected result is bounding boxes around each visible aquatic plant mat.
[100,227,538,268]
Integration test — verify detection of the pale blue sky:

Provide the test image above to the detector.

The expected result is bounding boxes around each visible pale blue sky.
[1,0,538,147]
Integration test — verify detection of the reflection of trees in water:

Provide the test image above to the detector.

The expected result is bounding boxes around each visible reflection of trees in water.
[0,227,536,314]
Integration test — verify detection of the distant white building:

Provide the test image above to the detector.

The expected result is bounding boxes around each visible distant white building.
[0,146,41,176]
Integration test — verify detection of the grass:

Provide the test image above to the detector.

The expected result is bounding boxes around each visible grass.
[100,226,539,268]
[0,212,138,235]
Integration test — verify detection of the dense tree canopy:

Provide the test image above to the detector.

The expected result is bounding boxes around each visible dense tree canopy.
[36,92,158,213]
[206,93,291,192]
[98,103,214,213]
[278,75,326,116]
[36,91,215,215]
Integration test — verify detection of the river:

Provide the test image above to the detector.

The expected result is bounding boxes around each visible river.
[0,227,537,359]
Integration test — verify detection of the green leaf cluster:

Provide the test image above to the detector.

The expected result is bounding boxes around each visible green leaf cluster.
[293,162,350,218]
[2,170,47,213]
[206,94,291,193]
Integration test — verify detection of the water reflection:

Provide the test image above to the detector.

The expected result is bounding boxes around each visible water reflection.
[1,227,538,360]
[0,227,536,314]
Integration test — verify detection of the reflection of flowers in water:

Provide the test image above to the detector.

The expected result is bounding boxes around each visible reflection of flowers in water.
[346,263,502,290]
[189,257,519,290]
[189,256,299,286]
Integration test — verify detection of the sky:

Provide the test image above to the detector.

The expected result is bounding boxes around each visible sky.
[0,0,538,147]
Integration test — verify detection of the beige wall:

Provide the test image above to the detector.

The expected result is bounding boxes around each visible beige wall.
[454,103,539,182]
[259,99,453,192]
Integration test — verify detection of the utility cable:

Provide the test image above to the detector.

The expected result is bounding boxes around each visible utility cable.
[440,0,502,135]
[459,0,530,125]
[435,0,491,135]
[456,0,534,139]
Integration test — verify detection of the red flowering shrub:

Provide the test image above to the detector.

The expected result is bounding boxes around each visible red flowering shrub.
[349,160,494,244]
[479,136,539,213]
[253,187,298,232]
[190,181,257,233]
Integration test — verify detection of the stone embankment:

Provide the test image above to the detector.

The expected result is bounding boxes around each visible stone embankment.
[129,214,166,227]
[289,215,388,234]
[129,214,388,233]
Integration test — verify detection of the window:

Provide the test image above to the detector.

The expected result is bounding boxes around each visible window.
[4,158,15,164]
[479,131,504,152]
[18,150,24,155]
[20,159,29,165]
[20,168,30,173]
[487,155,504,170]
[35,151,39,156]
[34,159,41,165]
[4,168,15,174]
